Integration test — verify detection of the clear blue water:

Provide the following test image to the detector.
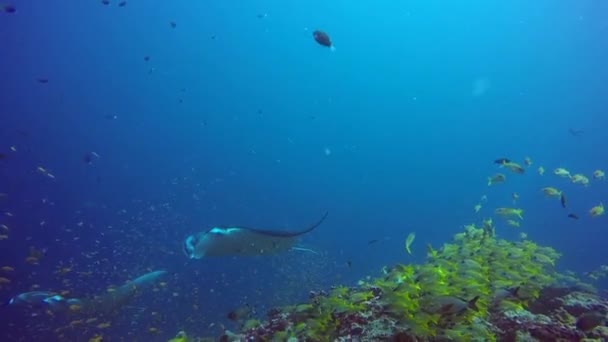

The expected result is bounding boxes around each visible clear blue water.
[1,1,607,340]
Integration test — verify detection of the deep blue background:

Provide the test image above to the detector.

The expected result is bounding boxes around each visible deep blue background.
[1,1,607,340]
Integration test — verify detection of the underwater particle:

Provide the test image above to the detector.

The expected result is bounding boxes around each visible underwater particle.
[170,21,176,28]
[589,203,604,217]
[560,193,566,208]
[368,239,379,245]
[347,260,352,268]
[487,173,506,186]
[104,113,118,120]
[313,30,333,49]
[523,156,532,166]
[2,4,16,13]
[118,1,126,7]
[37,78,49,84]
[576,311,606,331]
[101,0,110,5]
[143,55,150,61]
[36,166,55,179]
[324,147,331,156]
[567,213,579,220]
[256,13,268,19]
[405,232,415,255]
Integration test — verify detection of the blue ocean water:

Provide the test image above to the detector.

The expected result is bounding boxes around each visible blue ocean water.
[1,1,607,340]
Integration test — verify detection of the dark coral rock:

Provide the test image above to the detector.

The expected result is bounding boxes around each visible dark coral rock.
[391,331,416,342]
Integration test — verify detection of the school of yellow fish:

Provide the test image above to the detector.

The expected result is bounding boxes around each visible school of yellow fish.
[477,157,605,229]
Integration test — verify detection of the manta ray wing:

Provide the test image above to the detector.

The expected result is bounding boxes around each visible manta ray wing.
[219,211,328,238]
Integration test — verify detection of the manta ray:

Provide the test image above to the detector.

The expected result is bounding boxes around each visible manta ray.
[183,212,328,259]
[8,270,167,317]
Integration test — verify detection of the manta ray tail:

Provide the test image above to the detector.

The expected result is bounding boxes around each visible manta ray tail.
[298,211,328,235]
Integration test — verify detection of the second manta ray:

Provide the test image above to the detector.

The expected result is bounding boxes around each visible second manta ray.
[183,212,328,259]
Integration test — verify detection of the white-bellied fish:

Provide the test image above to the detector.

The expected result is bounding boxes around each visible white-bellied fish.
[183,212,328,258]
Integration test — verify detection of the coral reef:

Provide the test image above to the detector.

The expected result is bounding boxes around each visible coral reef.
[217,225,608,341]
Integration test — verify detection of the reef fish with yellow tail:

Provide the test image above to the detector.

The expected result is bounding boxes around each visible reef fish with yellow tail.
[495,208,524,220]
[571,173,590,186]
[537,166,545,175]
[589,203,604,218]
[405,232,416,255]
[183,212,328,258]
[554,168,571,178]
[500,161,525,174]
[541,187,561,198]
[487,173,506,186]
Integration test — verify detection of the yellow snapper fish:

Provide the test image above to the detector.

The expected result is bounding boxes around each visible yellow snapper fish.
[495,208,524,220]
[554,168,571,178]
[474,203,482,213]
[589,203,604,217]
[507,220,520,228]
[488,173,506,186]
[500,161,525,174]
[593,169,605,180]
[541,187,562,198]
[537,166,545,176]
[405,232,416,255]
[571,174,590,186]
